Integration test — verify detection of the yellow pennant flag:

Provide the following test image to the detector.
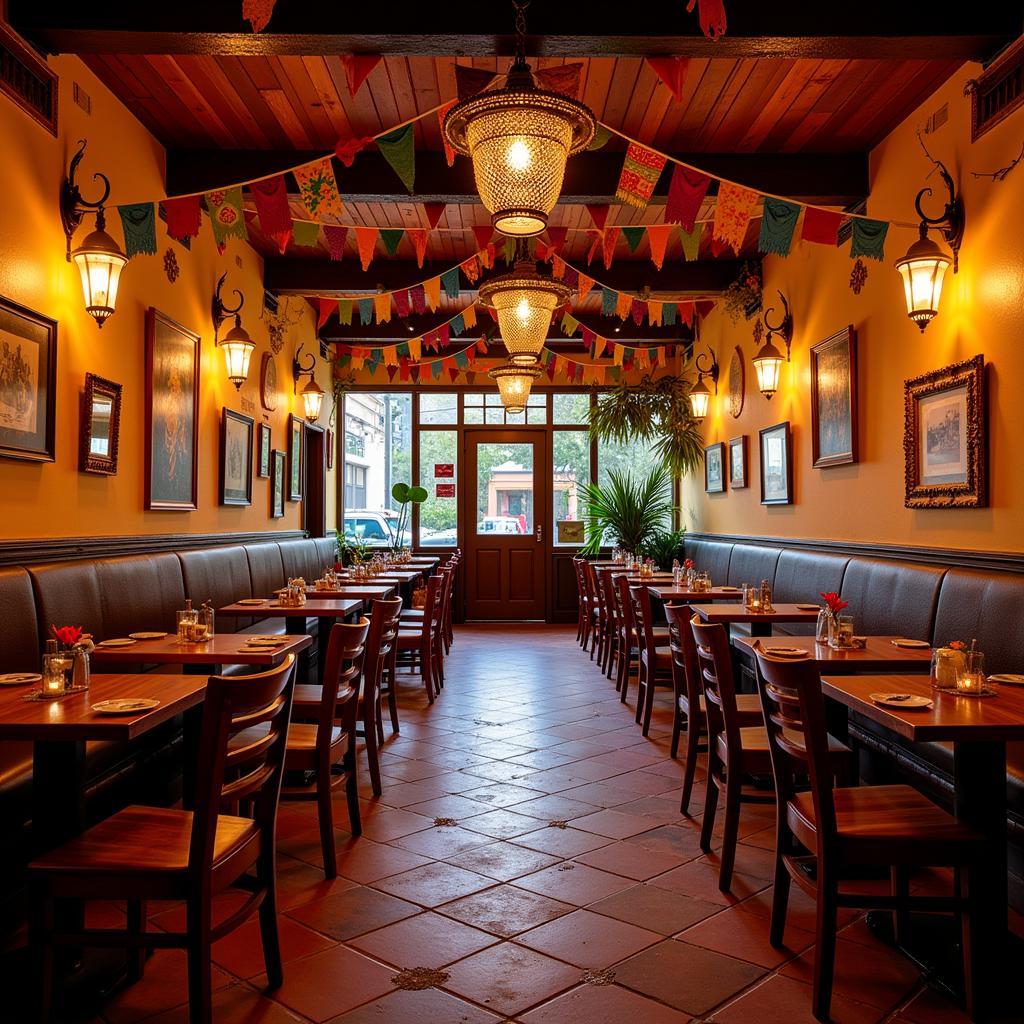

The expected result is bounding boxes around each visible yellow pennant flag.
[384,347,400,367]
[408,336,422,361]
[615,292,632,320]
[424,276,441,311]
[613,344,624,367]
[577,272,595,304]
[648,300,663,326]
[551,257,566,280]
[373,293,391,323]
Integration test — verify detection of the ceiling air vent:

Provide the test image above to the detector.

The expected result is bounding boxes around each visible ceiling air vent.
[0,22,57,136]
[970,36,1024,142]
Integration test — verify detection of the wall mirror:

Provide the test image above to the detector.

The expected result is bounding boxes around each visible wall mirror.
[80,373,122,475]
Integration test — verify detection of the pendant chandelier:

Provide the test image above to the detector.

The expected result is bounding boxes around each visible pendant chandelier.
[443,2,596,237]
[488,362,542,415]
[479,245,572,366]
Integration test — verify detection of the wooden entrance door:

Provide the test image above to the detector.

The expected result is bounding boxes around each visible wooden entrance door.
[463,430,546,619]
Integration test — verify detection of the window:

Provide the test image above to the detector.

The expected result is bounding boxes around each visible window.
[552,430,589,545]
[418,430,458,547]
[344,464,367,509]
[475,443,533,534]
[553,393,590,425]
[344,431,365,457]
[596,430,672,543]
[419,393,458,424]
[463,392,547,426]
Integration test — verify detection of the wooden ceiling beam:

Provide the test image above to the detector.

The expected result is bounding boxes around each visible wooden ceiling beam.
[167,150,869,207]
[12,3,1015,61]
[264,257,743,297]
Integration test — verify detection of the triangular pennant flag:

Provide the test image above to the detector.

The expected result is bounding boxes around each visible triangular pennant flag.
[408,337,422,360]
[384,346,400,367]
[317,298,338,330]
[291,220,320,247]
[438,323,450,348]
[678,301,695,327]
[393,289,410,318]
[293,157,344,220]
[587,124,612,151]
[586,205,609,231]
[586,230,602,265]
[431,359,443,381]
[622,226,646,253]
[250,176,293,253]
[380,229,405,256]
[712,181,757,255]
[662,301,677,326]
[448,367,460,383]
[373,293,391,323]
[646,224,672,270]
[561,314,580,336]
[615,143,667,209]
[544,226,568,258]
[460,256,481,283]
[472,225,493,253]
[410,285,426,314]
[162,196,201,241]
[423,203,446,230]
[602,227,621,270]
[342,55,382,96]
[386,364,398,382]
[616,291,632,320]
[581,327,596,352]
[577,272,595,303]
[450,313,465,335]
[562,265,579,289]
[408,228,429,268]
[355,227,378,270]
[334,135,372,167]
[648,300,663,326]
[801,207,843,246]
[850,218,889,262]
[666,165,710,232]
[441,267,461,299]
[602,288,617,316]
[424,276,441,311]
[689,0,727,41]
[437,101,457,166]
[758,197,800,257]
[358,298,374,325]
[613,344,624,367]
[645,56,689,103]
[455,66,498,100]
[535,63,583,98]
[243,0,276,33]
[117,203,157,258]
[205,187,247,248]
[338,300,353,326]
[462,304,477,330]
[679,223,702,261]
[377,124,415,193]
[323,224,348,261]
[631,299,646,327]
[551,255,566,279]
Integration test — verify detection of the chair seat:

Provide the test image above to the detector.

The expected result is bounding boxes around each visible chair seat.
[396,631,430,647]
[681,693,762,719]
[640,647,673,672]
[717,726,849,771]
[234,721,344,753]
[29,805,258,877]
[292,683,355,710]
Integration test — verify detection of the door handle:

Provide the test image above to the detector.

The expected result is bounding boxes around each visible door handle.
[536,524,542,543]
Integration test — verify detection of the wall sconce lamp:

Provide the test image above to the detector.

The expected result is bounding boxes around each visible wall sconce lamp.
[688,347,719,421]
[894,161,964,332]
[60,140,128,328]
[212,274,255,390]
[292,342,325,422]
[752,291,793,400]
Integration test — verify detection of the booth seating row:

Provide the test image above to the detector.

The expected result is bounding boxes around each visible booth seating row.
[0,536,338,931]
[682,534,1024,905]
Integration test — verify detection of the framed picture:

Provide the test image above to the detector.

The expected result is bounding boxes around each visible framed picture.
[760,421,793,505]
[0,295,56,463]
[288,414,303,501]
[904,355,986,509]
[220,408,253,506]
[326,427,334,470]
[257,422,271,478]
[270,449,286,518]
[728,346,745,419]
[810,325,858,468]
[145,308,199,510]
[704,442,726,494]
[79,373,122,475]
[727,435,748,489]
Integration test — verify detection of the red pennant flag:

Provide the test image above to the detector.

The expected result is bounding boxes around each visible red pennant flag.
[438,324,450,348]
[334,135,373,167]
[408,228,429,268]
[323,224,348,261]
[646,224,672,270]
[677,301,695,327]
[317,298,338,330]
[666,165,710,232]
[399,357,410,382]
[162,195,201,240]
[243,0,276,32]
[448,367,460,383]
[586,230,602,265]
[545,226,568,258]
[437,101,457,167]
[424,202,446,229]
[631,299,646,327]
[342,55,382,96]
[602,227,621,270]
[455,66,498,100]
[386,364,398,382]
[410,285,426,315]
[249,176,292,253]
[801,207,843,246]
[586,205,609,231]
[696,300,716,319]
[355,227,378,271]
[472,225,494,253]
[581,326,596,350]
[645,57,689,103]
[535,63,583,99]
[688,0,727,41]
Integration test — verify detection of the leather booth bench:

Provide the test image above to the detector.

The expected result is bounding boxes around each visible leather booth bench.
[0,535,337,934]
[683,534,1024,909]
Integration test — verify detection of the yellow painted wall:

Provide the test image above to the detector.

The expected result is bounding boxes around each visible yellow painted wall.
[684,62,1024,553]
[0,55,337,540]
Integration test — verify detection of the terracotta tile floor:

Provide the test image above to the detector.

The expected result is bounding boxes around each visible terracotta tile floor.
[13,624,996,1022]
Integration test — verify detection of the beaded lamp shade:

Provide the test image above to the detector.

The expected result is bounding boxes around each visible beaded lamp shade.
[488,363,543,414]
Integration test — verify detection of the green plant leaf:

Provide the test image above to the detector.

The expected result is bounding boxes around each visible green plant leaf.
[391,482,410,503]
[408,485,428,503]
[579,465,676,556]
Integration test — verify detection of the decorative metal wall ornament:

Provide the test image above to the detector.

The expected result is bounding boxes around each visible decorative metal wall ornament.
[261,296,303,356]
[849,258,868,294]
[163,248,180,283]
[728,345,745,418]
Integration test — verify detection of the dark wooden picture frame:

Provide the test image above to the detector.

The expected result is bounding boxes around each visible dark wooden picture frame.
[288,414,303,502]
[759,421,793,505]
[326,427,334,470]
[704,442,726,494]
[271,449,286,518]
[220,408,254,506]
[810,325,858,468]
[79,373,122,475]
[257,422,272,478]
[904,354,986,509]
[727,435,748,489]
[145,308,200,510]
[0,294,57,463]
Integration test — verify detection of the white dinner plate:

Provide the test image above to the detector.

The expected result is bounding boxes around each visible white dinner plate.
[796,603,820,611]
[129,632,167,640]
[891,639,930,649]
[762,646,809,658]
[92,698,160,715]
[236,598,267,606]
[870,693,933,709]
[244,639,286,647]
[0,672,41,685]
[989,674,1024,686]
[719,586,740,591]
[97,638,137,647]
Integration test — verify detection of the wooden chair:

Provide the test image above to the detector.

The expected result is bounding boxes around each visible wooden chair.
[597,567,621,681]
[665,604,763,813]
[572,556,590,649]
[28,654,298,1024]
[628,584,673,736]
[284,620,369,876]
[396,573,444,703]
[358,598,404,796]
[613,574,639,703]
[753,651,986,1022]
[401,553,459,657]
[582,560,606,664]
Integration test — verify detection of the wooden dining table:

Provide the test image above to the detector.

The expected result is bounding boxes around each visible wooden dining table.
[90,631,312,672]
[292,583,395,601]
[648,584,752,602]
[734,635,933,672]
[820,673,1024,1014]
[691,602,821,637]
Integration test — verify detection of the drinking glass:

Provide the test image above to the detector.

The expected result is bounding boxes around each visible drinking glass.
[956,651,986,694]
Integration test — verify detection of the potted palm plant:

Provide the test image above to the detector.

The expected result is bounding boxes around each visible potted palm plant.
[578,465,676,557]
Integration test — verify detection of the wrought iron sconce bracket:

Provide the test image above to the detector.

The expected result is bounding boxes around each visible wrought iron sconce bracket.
[293,341,316,394]
[913,160,965,272]
[212,272,245,342]
[59,139,111,261]
[693,348,720,393]
[763,291,793,361]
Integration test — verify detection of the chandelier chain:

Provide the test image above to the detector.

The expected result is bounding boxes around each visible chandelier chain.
[512,1,530,67]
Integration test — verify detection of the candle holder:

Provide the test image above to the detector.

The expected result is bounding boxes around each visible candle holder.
[956,651,986,695]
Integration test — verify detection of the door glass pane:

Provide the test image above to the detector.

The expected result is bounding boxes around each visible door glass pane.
[418,430,458,547]
[476,443,533,535]
[553,430,590,546]
[419,392,458,424]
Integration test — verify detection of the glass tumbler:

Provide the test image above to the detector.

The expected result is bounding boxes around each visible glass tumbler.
[956,651,986,694]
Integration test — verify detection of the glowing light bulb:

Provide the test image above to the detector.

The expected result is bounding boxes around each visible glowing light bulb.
[516,298,532,323]
[507,138,532,171]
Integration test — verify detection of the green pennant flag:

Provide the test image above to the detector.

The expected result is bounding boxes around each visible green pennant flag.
[679,224,702,261]
[587,124,612,151]
[338,300,353,326]
[291,220,321,248]
[441,268,460,299]
[358,298,374,325]
[758,197,800,257]
[117,203,157,257]
[454,349,470,369]
[561,313,580,336]
[622,226,646,253]
[850,218,889,261]
[431,360,443,380]
[450,313,465,335]
[397,342,410,358]
[601,288,617,316]
[380,229,405,256]
[376,124,416,194]
[336,354,352,369]
[662,302,677,326]
[608,365,621,383]
[205,187,247,247]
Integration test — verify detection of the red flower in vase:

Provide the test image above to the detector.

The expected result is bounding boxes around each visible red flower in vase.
[333,560,343,572]
[819,592,848,615]
[947,640,966,651]
[52,625,84,647]
[684,559,696,570]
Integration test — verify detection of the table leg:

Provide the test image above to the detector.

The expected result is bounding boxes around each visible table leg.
[286,618,314,684]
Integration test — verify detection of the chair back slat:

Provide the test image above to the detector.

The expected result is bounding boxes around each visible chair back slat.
[599,569,619,635]
[628,584,658,665]
[311,618,370,741]
[665,603,700,713]
[418,574,443,639]
[615,574,634,643]
[689,618,743,753]
[582,561,602,614]
[364,597,404,713]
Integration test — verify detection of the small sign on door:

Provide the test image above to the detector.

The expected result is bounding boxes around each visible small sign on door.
[434,463,454,478]
[435,483,456,498]
[557,520,585,544]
